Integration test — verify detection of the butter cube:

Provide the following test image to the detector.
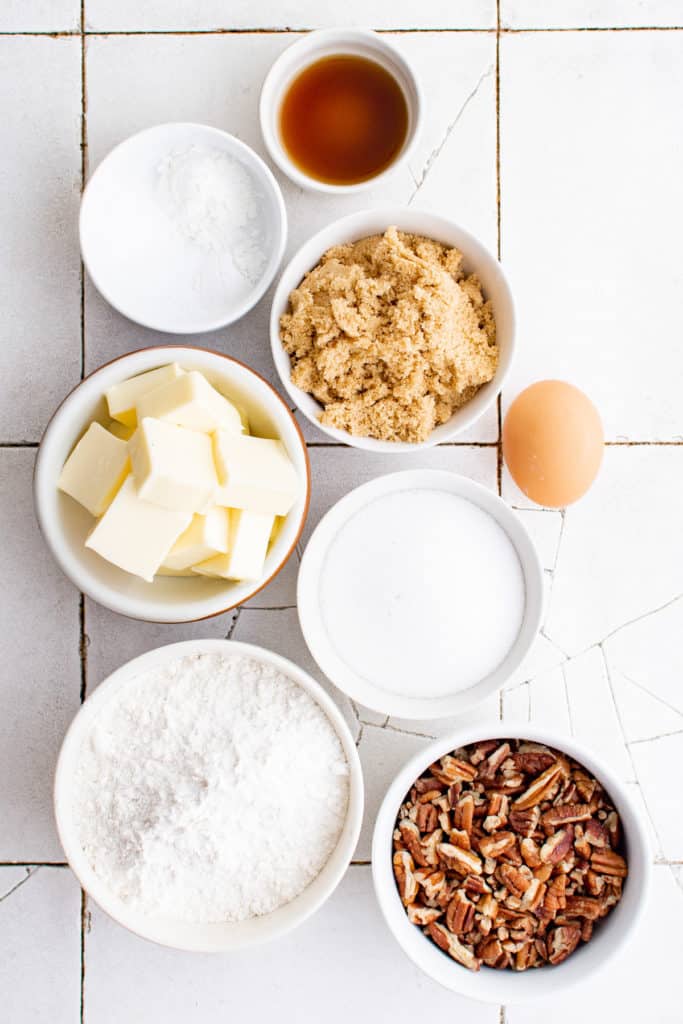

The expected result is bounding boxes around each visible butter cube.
[136,370,242,435]
[58,422,130,517]
[85,477,191,581]
[213,432,299,516]
[106,363,183,427]
[105,419,136,441]
[129,417,217,515]
[193,509,274,582]
[161,507,230,572]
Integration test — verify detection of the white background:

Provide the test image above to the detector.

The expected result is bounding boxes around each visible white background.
[1,1,681,1021]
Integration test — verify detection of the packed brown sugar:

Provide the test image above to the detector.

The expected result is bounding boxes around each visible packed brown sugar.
[279,227,498,443]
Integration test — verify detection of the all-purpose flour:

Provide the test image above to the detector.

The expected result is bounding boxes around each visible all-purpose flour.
[73,653,349,923]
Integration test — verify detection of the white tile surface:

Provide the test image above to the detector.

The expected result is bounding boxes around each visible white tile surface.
[507,866,683,1024]
[83,867,498,1023]
[629,732,683,860]
[0,37,81,442]
[501,1,683,28]
[500,30,683,440]
[0,867,81,1024]
[0,0,80,31]
[85,1,496,31]
[0,452,81,860]
[604,594,683,715]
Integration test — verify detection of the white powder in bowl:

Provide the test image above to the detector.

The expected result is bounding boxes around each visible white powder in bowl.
[73,652,349,923]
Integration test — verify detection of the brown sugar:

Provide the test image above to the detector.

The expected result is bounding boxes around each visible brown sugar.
[279,227,498,443]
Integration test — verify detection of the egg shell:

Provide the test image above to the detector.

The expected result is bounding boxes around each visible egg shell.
[503,380,603,508]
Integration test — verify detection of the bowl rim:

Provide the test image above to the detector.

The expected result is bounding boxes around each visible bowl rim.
[371,722,652,1004]
[54,638,364,952]
[269,206,516,451]
[33,345,311,623]
[297,469,543,719]
[79,122,288,334]
[259,28,423,195]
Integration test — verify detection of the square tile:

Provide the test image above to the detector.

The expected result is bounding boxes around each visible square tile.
[0,37,81,442]
[501,1,683,28]
[83,867,498,1023]
[500,30,683,440]
[0,451,81,860]
[0,0,79,31]
[85,1,496,31]
[0,866,81,1024]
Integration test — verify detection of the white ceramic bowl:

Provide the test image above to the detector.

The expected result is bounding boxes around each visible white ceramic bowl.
[270,207,515,451]
[298,470,543,719]
[80,123,287,333]
[54,638,364,952]
[34,346,310,623]
[372,723,651,1003]
[259,29,422,193]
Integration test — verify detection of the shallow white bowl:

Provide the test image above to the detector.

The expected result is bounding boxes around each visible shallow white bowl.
[270,207,515,451]
[34,346,310,623]
[54,638,364,952]
[80,123,287,333]
[259,29,422,194]
[372,723,651,1004]
[297,470,543,719]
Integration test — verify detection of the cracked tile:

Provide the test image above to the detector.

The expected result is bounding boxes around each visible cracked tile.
[388,690,501,740]
[563,647,633,782]
[0,866,80,1024]
[604,595,683,715]
[630,732,683,861]
[501,30,683,440]
[513,508,563,572]
[86,1,496,31]
[502,620,566,692]
[501,1,683,28]
[610,669,683,744]
[527,667,572,735]
[84,866,497,1023]
[507,866,683,1024]
[624,781,662,861]
[354,725,431,861]
[1,36,81,442]
[543,448,683,654]
[502,681,530,722]
[0,452,80,860]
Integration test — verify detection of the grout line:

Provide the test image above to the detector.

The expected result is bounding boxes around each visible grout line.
[304,440,501,448]
[2,439,682,450]
[79,594,88,703]
[3,26,683,38]
[0,441,40,448]
[0,861,67,868]
[79,12,87,1023]
[80,889,87,1024]
[495,0,503,504]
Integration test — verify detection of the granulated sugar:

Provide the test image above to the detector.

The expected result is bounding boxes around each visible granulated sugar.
[73,652,349,923]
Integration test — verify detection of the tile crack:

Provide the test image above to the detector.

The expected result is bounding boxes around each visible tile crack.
[0,865,41,904]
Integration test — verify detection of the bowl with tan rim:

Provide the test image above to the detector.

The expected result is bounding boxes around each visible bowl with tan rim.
[34,346,310,623]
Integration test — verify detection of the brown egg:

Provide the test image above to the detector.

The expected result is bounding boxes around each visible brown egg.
[503,381,603,508]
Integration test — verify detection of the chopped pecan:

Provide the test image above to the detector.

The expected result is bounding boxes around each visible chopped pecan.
[512,751,557,775]
[564,895,605,920]
[431,756,477,785]
[584,819,609,848]
[426,922,480,972]
[438,842,483,876]
[520,837,543,868]
[542,803,592,828]
[453,793,475,833]
[470,740,500,764]
[590,849,628,878]
[415,775,445,794]
[478,831,516,859]
[393,851,419,905]
[514,764,562,811]
[477,937,505,966]
[521,877,546,913]
[399,821,428,867]
[420,869,448,902]
[448,827,471,851]
[446,891,476,934]
[509,806,540,837]
[421,828,444,867]
[548,924,581,965]
[478,742,511,780]
[415,803,438,833]
[540,827,574,864]
[498,863,531,896]
[407,903,443,926]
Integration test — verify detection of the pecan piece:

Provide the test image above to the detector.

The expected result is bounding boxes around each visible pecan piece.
[393,851,419,905]
[407,903,443,926]
[415,802,438,834]
[438,842,483,876]
[499,863,532,896]
[564,895,605,920]
[446,891,476,934]
[399,821,428,867]
[540,827,574,865]
[548,924,581,965]
[542,803,592,828]
[514,764,562,810]
[478,831,516,859]
[453,793,475,833]
[509,806,540,838]
[590,849,628,878]
[520,837,542,868]
[431,756,477,785]
[477,937,505,966]
[478,742,511,780]
[513,751,557,775]
[521,877,546,913]
[426,922,480,972]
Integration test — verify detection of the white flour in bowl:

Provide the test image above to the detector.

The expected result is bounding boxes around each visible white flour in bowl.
[73,652,349,923]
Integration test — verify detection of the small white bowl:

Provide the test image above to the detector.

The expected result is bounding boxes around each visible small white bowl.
[259,29,422,194]
[80,123,287,333]
[34,346,310,623]
[54,638,364,952]
[297,470,543,719]
[270,207,515,451]
[372,723,651,1003]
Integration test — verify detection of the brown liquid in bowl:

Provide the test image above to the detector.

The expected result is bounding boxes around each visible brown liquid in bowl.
[279,55,409,186]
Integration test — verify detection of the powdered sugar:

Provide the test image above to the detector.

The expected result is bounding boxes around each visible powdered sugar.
[73,652,349,923]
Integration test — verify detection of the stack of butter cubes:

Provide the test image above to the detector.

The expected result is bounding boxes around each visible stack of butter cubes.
[57,364,300,583]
